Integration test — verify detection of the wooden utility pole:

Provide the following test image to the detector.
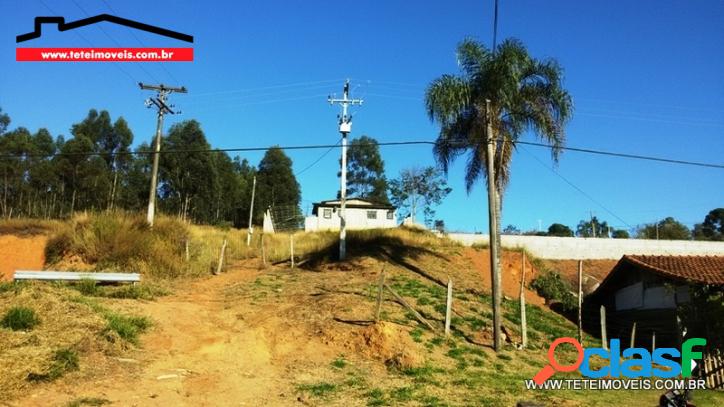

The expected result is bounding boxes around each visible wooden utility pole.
[246,176,256,246]
[328,80,363,261]
[139,83,187,227]
[485,99,502,352]
[520,252,528,349]
[578,260,583,344]
[630,322,637,349]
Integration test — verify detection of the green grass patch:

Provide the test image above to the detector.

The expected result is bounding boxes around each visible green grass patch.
[71,296,151,345]
[297,382,338,398]
[331,356,347,369]
[409,327,424,343]
[103,313,152,344]
[389,386,415,402]
[28,348,79,382]
[366,388,386,406]
[70,280,169,300]
[65,398,111,407]
[1,306,40,331]
[0,281,27,295]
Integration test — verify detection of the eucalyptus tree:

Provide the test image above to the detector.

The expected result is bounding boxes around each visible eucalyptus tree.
[425,38,573,350]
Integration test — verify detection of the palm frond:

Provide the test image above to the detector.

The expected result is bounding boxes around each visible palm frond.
[456,38,491,80]
[425,75,471,125]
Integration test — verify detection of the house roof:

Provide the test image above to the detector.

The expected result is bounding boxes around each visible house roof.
[313,198,395,211]
[620,255,724,285]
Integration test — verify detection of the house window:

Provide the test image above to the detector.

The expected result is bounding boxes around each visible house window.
[323,208,332,219]
[386,211,394,220]
[367,210,377,219]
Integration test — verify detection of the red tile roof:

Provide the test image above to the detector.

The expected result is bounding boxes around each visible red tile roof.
[623,255,724,285]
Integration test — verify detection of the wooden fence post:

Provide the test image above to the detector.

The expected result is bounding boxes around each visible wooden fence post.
[185,238,190,262]
[290,234,295,269]
[445,277,453,337]
[374,267,386,322]
[261,234,267,267]
[600,305,608,350]
[215,239,227,275]
[630,322,637,349]
[520,252,527,349]
[578,260,583,345]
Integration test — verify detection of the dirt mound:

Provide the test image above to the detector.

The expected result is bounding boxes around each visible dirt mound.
[542,259,618,293]
[0,235,47,281]
[359,321,423,369]
[462,248,546,306]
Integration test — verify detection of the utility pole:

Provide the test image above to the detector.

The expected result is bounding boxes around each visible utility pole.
[140,83,187,227]
[485,99,502,352]
[328,80,363,261]
[246,176,257,246]
[590,211,597,238]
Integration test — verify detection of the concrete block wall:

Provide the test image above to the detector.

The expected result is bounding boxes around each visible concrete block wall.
[446,233,724,260]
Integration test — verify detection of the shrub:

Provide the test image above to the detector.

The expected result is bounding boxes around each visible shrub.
[45,211,190,279]
[531,271,576,311]
[1,306,40,331]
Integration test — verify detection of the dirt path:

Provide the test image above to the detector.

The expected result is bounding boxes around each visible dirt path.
[21,267,292,407]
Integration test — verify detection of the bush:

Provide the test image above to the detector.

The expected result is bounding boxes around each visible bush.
[46,211,190,279]
[1,306,40,331]
[531,271,576,311]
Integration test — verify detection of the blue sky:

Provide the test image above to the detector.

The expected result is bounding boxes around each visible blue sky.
[1,0,722,233]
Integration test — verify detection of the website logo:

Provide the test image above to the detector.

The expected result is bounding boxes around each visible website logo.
[16,14,193,62]
[532,337,706,385]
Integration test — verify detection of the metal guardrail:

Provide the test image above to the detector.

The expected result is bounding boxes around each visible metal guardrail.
[14,270,140,283]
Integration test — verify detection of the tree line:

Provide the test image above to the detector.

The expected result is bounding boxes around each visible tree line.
[0,107,451,228]
[502,210,723,241]
[0,107,299,226]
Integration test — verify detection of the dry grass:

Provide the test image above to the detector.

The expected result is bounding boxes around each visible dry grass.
[0,283,108,397]
[0,218,61,236]
[0,281,152,398]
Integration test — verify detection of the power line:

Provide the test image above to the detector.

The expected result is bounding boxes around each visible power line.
[295,137,341,176]
[0,138,722,170]
[518,145,633,230]
[182,79,344,99]
[513,139,724,169]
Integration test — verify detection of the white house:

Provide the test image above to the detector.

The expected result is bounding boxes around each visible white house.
[304,198,397,232]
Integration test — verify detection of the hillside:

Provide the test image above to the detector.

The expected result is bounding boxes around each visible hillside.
[1,216,723,406]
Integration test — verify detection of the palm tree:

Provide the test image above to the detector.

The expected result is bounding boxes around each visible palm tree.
[425,38,572,350]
